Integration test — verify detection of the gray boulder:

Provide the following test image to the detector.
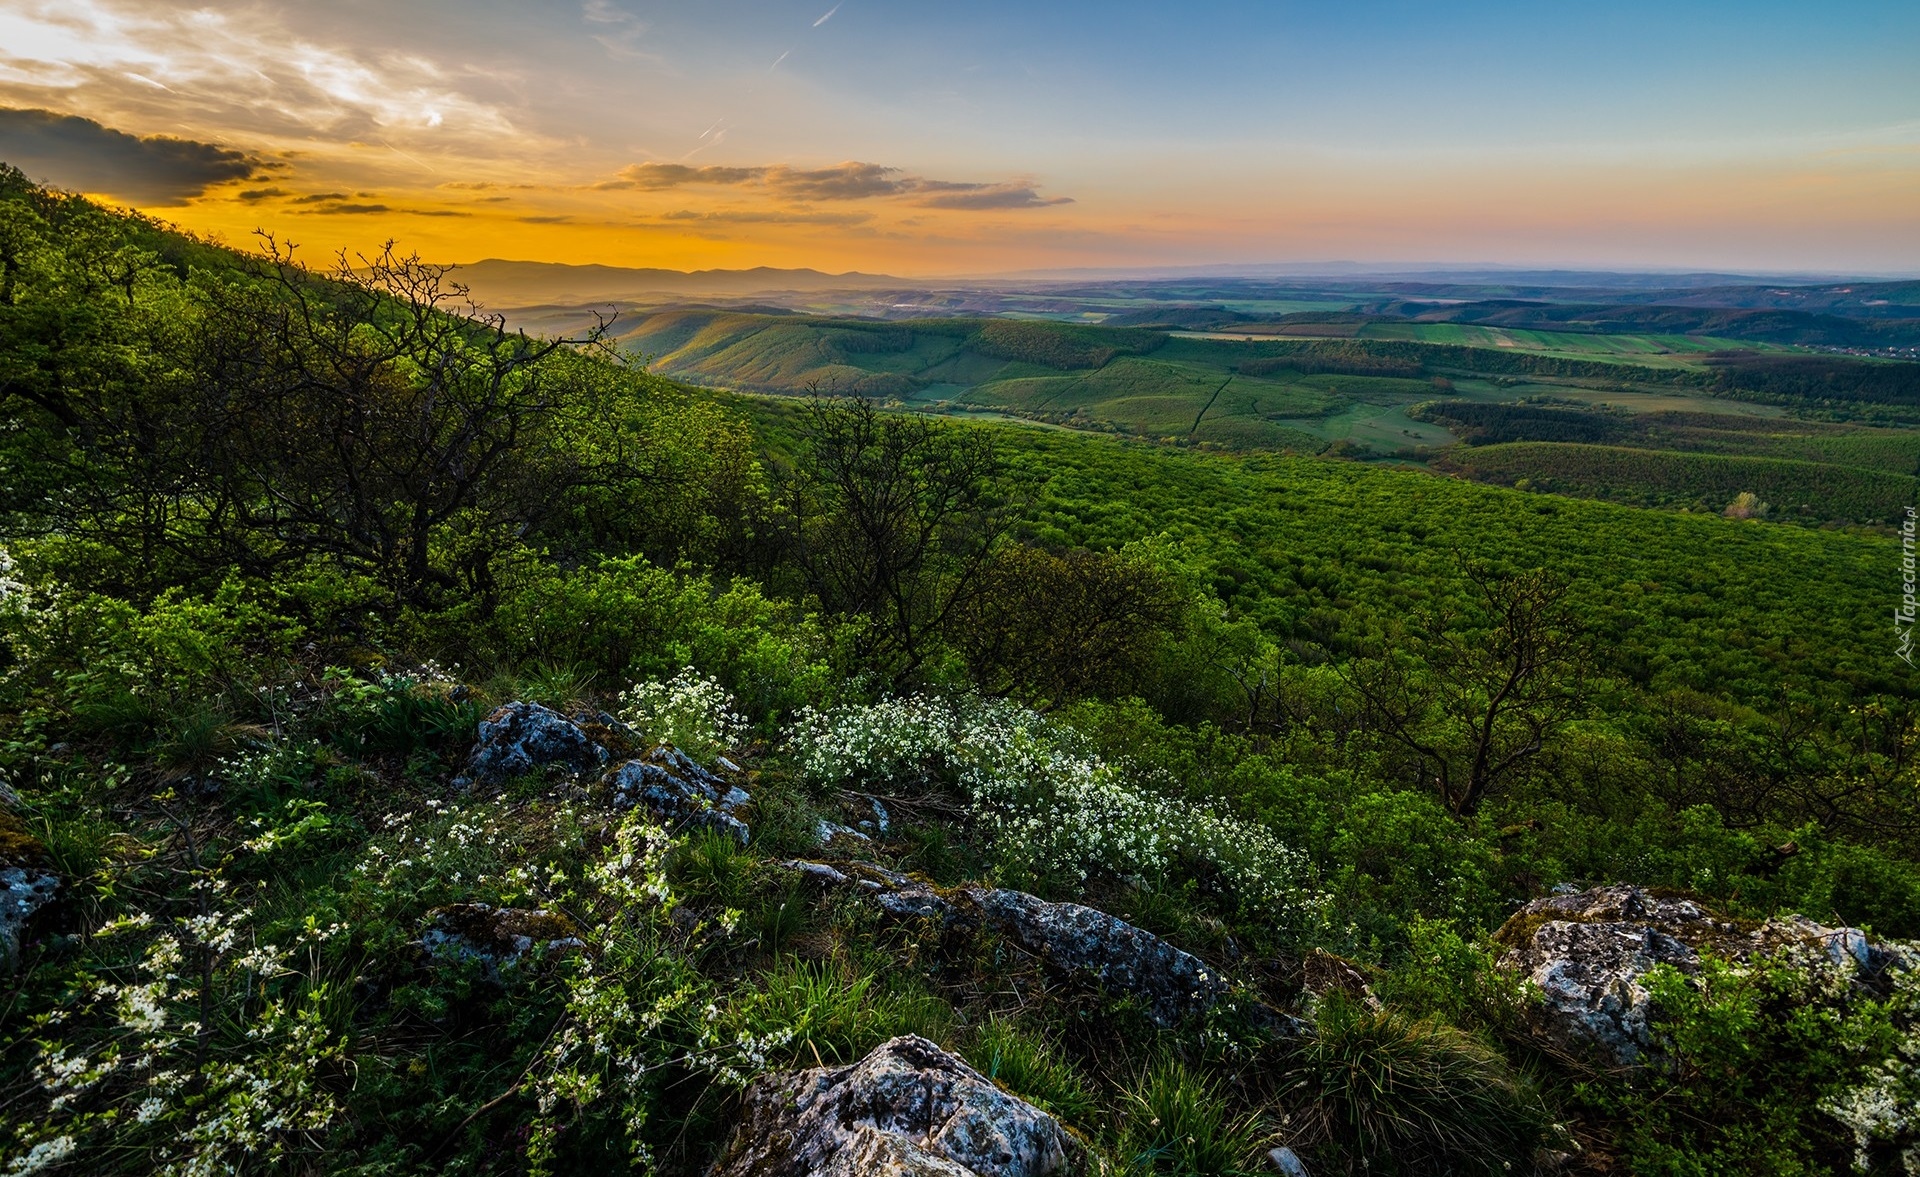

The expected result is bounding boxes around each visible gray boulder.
[963,887,1231,1026]
[1496,884,1906,1066]
[454,702,609,788]
[780,860,1229,1026]
[712,1035,1069,1177]
[606,745,751,843]
[1,866,58,969]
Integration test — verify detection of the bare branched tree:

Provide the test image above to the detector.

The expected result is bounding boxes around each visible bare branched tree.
[782,396,1020,687]
[1339,564,1591,816]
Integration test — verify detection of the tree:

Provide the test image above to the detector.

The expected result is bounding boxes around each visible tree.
[952,540,1187,706]
[1339,564,1590,816]
[781,396,1019,686]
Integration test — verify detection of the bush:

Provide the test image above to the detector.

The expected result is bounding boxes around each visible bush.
[1590,951,1916,1175]
[786,693,1319,917]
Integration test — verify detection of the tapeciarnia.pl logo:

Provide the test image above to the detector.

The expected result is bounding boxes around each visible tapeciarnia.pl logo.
[1900,506,1917,666]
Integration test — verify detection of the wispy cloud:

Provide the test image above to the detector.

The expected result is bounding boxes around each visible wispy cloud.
[0,0,520,156]
[581,0,654,62]
[658,208,873,226]
[598,160,1072,208]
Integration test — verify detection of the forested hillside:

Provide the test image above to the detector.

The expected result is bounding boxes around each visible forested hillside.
[4,173,1920,1176]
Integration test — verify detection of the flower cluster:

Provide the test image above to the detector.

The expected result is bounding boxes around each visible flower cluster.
[787,694,1316,915]
[6,862,348,1177]
[618,667,747,760]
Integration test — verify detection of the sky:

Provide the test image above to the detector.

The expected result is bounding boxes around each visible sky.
[0,0,1916,276]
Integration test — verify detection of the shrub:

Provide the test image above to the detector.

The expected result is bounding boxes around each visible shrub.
[1595,950,1918,1175]
[785,694,1318,917]
[619,668,747,761]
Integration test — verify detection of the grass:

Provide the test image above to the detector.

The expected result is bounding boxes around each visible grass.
[1279,995,1554,1175]
[1123,1057,1269,1177]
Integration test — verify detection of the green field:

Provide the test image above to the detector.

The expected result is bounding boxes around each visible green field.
[1358,321,1794,363]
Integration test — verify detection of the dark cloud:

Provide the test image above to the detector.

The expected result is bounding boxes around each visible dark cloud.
[0,107,261,204]
[291,192,350,204]
[237,187,293,202]
[601,160,1070,209]
[292,201,470,218]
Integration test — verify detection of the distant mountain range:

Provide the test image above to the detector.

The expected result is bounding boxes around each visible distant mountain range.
[451,260,904,307]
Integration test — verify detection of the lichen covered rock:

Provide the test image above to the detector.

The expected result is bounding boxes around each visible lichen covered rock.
[779,860,1229,1025]
[1496,883,1905,1066]
[605,744,751,842]
[712,1034,1069,1177]
[454,702,610,788]
[963,886,1231,1026]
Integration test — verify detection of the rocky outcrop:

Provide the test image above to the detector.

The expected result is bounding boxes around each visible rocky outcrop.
[454,702,610,788]
[1496,884,1907,1067]
[712,1035,1069,1177]
[419,903,586,982]
[966,887,1231,1026]
[781,860,1229,1025]
[1,865,58,969]
[606,745,751,842]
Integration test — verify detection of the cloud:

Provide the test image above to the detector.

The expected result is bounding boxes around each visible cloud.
[599,160,1071,209]
[914,182,1074,210]
[658,208,874,226]
[237,186,293,203]
[600,163,764,190]
[0,2,520,156]
[291,200,469,217]
[0,107,260,202]
[581,0,655,61]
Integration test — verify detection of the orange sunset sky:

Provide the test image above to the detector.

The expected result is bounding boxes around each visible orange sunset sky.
[1,0,1917,276]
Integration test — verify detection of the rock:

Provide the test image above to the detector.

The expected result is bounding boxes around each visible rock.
[419,903,585,982]
[712,1035,1069,1177]
[815,818,872,847]
[606,745,751,842]
[1496,884,1907,1066]
[963,887,1231,1026]
[778,860,1229,1026]
[1,866,59,968]
[1300,948,1379,1010]
[1266,1146,1311,1177]
[454,702,610,788]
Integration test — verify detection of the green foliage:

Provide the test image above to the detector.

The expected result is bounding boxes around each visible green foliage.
[1438,441,1919,524]
[1588,953,1908,1175]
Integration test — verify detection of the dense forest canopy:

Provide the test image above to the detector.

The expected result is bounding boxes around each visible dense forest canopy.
[3,173,1920,1176]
